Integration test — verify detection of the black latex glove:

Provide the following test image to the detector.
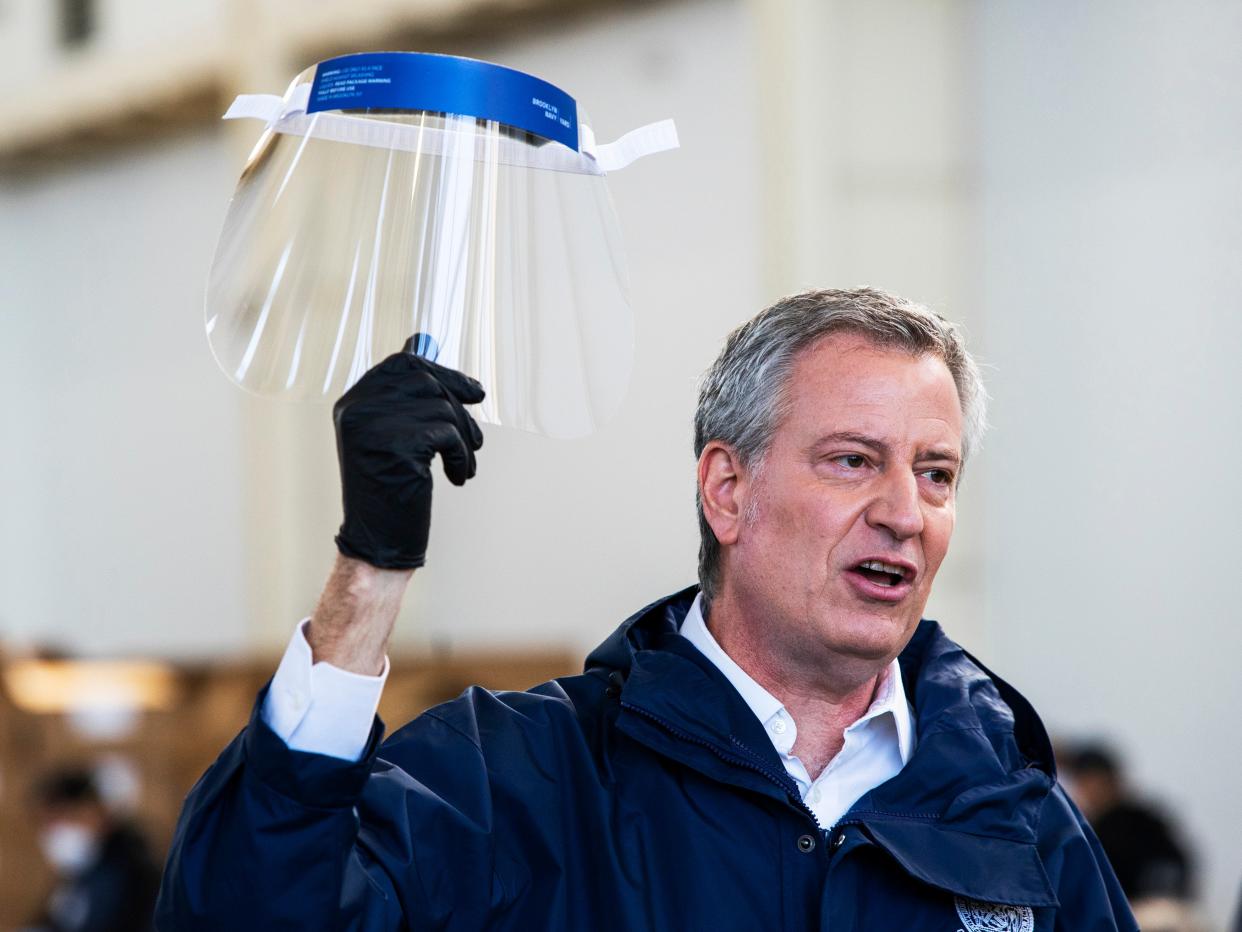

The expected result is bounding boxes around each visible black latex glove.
[333,337,485,569]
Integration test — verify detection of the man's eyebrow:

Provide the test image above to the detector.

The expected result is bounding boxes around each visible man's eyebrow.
[921,447,963,468]
[808,432,889,452]
[808,433,962,467]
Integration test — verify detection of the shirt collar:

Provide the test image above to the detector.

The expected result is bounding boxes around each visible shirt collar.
[854,647,916,763]
[679,593,915,765]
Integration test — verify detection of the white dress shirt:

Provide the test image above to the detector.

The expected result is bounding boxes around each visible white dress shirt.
[679,594,916,830]
[262,619,388,761]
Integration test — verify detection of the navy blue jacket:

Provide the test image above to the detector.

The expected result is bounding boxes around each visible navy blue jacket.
[157,588,1137,930]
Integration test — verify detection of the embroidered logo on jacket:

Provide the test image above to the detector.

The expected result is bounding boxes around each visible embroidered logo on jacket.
[954,895,1035,932]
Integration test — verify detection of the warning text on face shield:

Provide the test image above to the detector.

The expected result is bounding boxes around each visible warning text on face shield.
[316,65,393,106]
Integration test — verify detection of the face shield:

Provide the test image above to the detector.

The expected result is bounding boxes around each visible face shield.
[207,52,678,438]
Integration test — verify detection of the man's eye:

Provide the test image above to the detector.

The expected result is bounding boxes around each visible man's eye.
[922,468,953,486]
[836,454,867,469]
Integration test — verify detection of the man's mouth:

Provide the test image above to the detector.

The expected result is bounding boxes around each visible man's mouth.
[853,559,911,588]
[844,558,917,602]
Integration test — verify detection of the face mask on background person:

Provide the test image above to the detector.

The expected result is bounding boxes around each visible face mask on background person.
[39,822,101,875]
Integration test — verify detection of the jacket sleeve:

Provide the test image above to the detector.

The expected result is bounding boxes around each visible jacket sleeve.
[154,685,406,932]
[1038,783,1138,932]
[156,684,524,931]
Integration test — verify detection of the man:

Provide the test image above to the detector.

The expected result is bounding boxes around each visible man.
[1060,742,1194,903]
[158,289,1135,930]
[28,767,160,932]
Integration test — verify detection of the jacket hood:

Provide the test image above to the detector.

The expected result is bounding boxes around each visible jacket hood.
[584,584,701,675]
[585,586,1061,908]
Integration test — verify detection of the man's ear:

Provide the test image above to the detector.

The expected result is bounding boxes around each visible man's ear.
[698,441,747,547]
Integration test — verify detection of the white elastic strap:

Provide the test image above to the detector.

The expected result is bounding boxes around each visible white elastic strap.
[222,93,287,123]
[583,119,680,173]
[222,89,677,175]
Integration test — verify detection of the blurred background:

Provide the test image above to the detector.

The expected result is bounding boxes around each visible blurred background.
[0,0,1239,928]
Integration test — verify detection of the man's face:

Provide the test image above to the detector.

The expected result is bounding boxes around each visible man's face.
[721,332,963,671]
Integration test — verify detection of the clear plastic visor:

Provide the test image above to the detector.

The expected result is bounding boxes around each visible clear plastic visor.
[206,69,638,438]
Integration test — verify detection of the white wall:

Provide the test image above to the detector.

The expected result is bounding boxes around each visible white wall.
[0,0,55,76]
[978,1,1242,924]
[0,133,249,659]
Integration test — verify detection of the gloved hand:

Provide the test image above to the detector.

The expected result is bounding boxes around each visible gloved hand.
[333,337,485,569]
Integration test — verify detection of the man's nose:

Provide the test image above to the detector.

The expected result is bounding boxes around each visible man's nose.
[865,469,924,540]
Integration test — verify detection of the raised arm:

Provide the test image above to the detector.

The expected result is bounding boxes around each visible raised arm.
[156,346,484,930]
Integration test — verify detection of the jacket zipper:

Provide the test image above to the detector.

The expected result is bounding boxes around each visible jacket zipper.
[622,701,826,834]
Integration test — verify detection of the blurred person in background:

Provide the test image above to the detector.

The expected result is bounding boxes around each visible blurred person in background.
[1060,744,1206,932]
[24,767,159,932]
[1061,742,1194,903]
[158,289,1137,930]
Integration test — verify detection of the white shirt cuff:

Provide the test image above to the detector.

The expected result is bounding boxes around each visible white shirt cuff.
[259,618,389,762]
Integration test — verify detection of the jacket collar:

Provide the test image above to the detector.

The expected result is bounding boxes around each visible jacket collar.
[590,587,802,805]
[585,587,1059,908]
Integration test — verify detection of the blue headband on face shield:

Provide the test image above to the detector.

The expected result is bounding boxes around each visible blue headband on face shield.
[307,52,580,151]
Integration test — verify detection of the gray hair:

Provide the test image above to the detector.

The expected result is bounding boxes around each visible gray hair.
[693,288,987,614]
